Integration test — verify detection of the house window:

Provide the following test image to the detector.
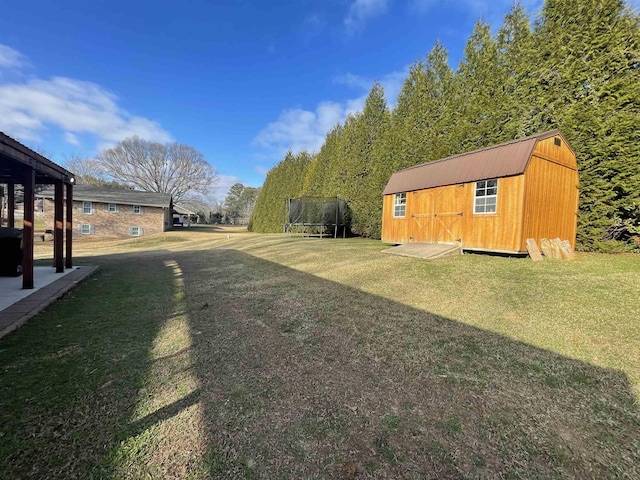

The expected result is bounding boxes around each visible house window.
[107,203,117,213]
[474,179,498,214]
[393,193,407,218]
[132,205,142,214]
[129,226,142,236]
[80,224,93,235]
[82,201,93,214]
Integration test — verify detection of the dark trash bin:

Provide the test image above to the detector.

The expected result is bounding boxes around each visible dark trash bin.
[0,228,23,276]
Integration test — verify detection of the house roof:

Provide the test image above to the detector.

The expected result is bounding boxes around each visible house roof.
[173,204,197,215]
[383,129,568,195]
[38,185,172,208]
[0,131,74,184]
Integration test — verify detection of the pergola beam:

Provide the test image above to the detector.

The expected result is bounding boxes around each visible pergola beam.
[65,184,73,269]
[22,168,35,289]
[54,181,64,273]
[0,132,74,289]
[7,181,15,227]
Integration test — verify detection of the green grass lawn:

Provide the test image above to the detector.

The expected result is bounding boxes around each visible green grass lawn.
[2,227,639,478]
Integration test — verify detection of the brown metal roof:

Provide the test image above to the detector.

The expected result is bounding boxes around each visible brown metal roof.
[383,129,565,195]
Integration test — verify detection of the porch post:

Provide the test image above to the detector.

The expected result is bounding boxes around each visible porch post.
[54,181,64,273]
[7,181,15,228]
[65,183,73,268]
[22,169,35,289]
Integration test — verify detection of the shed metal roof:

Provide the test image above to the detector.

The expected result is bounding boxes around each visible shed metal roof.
[383,129,565,195]
[38,185,172,208]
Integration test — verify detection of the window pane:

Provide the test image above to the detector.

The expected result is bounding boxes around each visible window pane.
[486,187,497,195]
[487,179,497,188]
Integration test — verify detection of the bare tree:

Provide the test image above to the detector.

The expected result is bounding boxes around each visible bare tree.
[97,136,218,202]
[63,154,108,185]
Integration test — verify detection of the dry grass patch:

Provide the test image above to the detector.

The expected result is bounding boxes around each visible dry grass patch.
[2,226,639,478]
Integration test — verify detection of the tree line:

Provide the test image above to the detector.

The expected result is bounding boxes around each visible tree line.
[251,0,640,252]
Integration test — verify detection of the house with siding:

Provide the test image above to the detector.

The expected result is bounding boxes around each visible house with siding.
[381,130,579,254]
[37,185,173,238]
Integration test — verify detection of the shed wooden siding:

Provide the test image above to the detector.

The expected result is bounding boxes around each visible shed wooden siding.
[522,138,579,250]
[381,130,579,253]
[382,175,526,251]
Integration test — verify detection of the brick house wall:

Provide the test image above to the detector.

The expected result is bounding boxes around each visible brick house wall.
[40,199,171,238]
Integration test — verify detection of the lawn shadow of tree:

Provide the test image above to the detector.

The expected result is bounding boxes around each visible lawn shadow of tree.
[177,248,639,479]
[1,247,638,479]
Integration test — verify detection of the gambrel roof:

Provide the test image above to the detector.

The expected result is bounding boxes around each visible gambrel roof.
[383,129,570,195]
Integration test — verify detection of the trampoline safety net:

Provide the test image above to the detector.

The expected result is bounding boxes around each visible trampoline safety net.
[285,197,348,238]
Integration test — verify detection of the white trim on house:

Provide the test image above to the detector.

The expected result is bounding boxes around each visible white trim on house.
[129,226,143,236]
[474,179,498,214]
[82,201,93,214]
[80,224,93,235]
[107,203,118,213]
[393,192,407,218]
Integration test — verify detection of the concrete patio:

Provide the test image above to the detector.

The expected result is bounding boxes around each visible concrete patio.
[0,265,97,340]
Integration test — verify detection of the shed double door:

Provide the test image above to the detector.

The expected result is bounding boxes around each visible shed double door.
[410,185,463,244]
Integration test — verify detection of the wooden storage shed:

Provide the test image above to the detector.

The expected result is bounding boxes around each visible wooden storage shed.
[381,130,579,254]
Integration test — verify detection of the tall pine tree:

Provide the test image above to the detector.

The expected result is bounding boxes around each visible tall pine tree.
[250,150,312,233]
[533,0,640,250]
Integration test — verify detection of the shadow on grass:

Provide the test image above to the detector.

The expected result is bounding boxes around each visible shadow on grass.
[177,249,639,478]
[169,224,243,234]
[0,247,638,479]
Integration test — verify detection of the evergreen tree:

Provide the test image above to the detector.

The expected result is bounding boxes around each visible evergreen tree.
[533,0,640,250]
[343,82,391,237]
[454,21,510,151]
[250,151,312,233]
[496,2,537,139]
[303,124,344,196]
[390,41,457,173]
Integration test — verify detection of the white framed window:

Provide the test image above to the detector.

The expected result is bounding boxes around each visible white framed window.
[132,205,142,214]
[82,201,93,214]
[80,224,93,235]
[474,179,498,214]
[107,203,118,213]
[393,193,407,218]
[129,226,142,236]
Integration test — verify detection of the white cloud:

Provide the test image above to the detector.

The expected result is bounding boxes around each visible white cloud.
[0,44,28,70]
[253,101,345,155]
[0,44,172,151]
[333,72,372,90]
[345,0,389,34]
[211,174,242,202]
[254,67,408,159]
[334,69,407,109]
[64,131,80,146]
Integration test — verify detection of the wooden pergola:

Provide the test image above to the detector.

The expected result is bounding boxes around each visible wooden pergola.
[0,132,75,289]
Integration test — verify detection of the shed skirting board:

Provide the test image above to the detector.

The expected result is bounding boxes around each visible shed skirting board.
[462,247,528,255]
[386,243,527,255]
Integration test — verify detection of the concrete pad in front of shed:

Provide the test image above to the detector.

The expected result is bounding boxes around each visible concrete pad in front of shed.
[382,243,461,260]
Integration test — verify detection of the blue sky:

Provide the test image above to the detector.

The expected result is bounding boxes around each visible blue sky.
[3,0,625,200]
